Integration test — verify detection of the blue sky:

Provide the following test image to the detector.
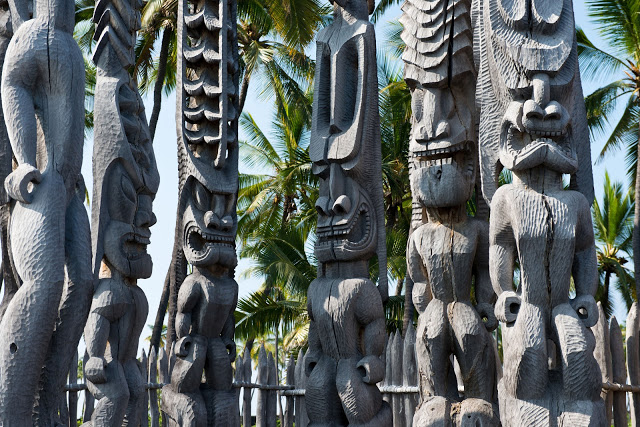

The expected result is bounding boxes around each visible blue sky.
[77,0,632,348]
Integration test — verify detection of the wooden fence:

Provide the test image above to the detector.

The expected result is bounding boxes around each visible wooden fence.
[58,304,640,426]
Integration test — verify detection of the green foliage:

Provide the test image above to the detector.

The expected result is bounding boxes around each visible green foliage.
[593,172,636,316]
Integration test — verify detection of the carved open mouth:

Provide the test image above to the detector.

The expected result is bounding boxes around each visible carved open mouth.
[504,123,574,159]
[185,224,235,254]
[121,230,151,260]
[316,203,372,250]
[411,141,475,178]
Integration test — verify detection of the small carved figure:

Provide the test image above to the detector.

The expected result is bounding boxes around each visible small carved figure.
[161,0,240,423]
[82,0,160,421]
[401,0,499,424]
[0,0,92,423]
[305,0,390,424]
[475,0,606,424]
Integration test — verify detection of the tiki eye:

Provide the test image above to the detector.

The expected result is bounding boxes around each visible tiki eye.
[121,175,136,203]
[193,180,210,211]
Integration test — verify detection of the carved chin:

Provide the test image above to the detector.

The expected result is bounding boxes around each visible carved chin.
[184,224,237,268]
[410,141,475,208]
[104,229,153,279]
[315,203,375,263]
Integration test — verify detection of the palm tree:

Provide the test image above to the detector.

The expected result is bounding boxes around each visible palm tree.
[577,0,640,297]
[593,172,636,317]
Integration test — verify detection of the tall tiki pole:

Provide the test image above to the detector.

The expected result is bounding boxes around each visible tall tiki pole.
[304,0,390,425]
[161,0,240,423]
[0,0,93,423]
[475,0,604,424]
[400,0,500,423]
[82,0,161,422]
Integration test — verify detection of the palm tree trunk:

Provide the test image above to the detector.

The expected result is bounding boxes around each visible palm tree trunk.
[635,121,640,301]
[149,270,170,353]
[148,27,173,140]
[238,70,251,114]
[604,270,611,316]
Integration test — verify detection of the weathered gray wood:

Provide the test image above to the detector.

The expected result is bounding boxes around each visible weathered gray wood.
[257,345,269,427]
[306,0,389,424]
[83,350,95,422]
[294,349,308,427]
[0,0,93,422]
[403,323,418,426]
[149,348,159,427]
[609,316,627,427]
[267,352,277,427]
[401,0,499,423]
[83,0,160,421]
[592,302,613,423]
[384,333,392,406]
[628,303,640,425]
[141,350,150,427]
[69,350,78,427]
[157,347,169,427]
[284,356,295,427]
[392,332,404,427]
[235,354,244,423]
[243,348,252,427]
[476,0,605,422]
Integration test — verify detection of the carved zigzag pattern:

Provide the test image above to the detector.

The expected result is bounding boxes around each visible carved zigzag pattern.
[400,0,474,84]
[181,0,238,168]
[92,0,141,68]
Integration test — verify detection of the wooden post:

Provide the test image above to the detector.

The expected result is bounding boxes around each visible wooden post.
[403,323,417,426]
[384,332,393,405]
[158,347,169,427]
[610,316,627,427]
[243,347,252,427]
[235,354,244,424]
[257,345,268,427]
[140,349,149,427]
[392,331,404,427]
[627,302,640,424]
[148,348,159,427]
[591,302,613,423]
[83,350,94,422]
[267,352,277,427]
[284,356,295,427]
[294,349,308,427]
[68,350,78,427]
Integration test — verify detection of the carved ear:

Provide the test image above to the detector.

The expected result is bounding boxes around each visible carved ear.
[368,0,374,15]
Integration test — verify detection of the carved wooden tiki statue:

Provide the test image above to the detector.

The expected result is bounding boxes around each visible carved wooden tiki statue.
[401,0,500,424]
[475,0,606,424]
[82,0,160,423]
[160,0,240,423]
[0,0,93,423]
[305,0,390,425]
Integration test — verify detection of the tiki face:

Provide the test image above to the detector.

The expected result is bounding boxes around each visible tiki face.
[408,83,476,208]
[314,163,377,263]
[182,177,237,268]
[488,0,579,174]
[498,73,578,174]
[104,161,156,279]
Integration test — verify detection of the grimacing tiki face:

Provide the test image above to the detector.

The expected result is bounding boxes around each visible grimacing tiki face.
[314,164,377,263]
[182,177,237,268]
[409,82,476,208]
[104,161,157,279]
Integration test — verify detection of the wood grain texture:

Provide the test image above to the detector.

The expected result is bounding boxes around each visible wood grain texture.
[476,0,605,423]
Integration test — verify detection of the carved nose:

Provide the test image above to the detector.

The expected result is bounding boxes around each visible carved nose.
[415,121,450,141]
[332,195,351,215]
[315,196,331,216]
[135,209,157,227]
[204,211,232,232]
